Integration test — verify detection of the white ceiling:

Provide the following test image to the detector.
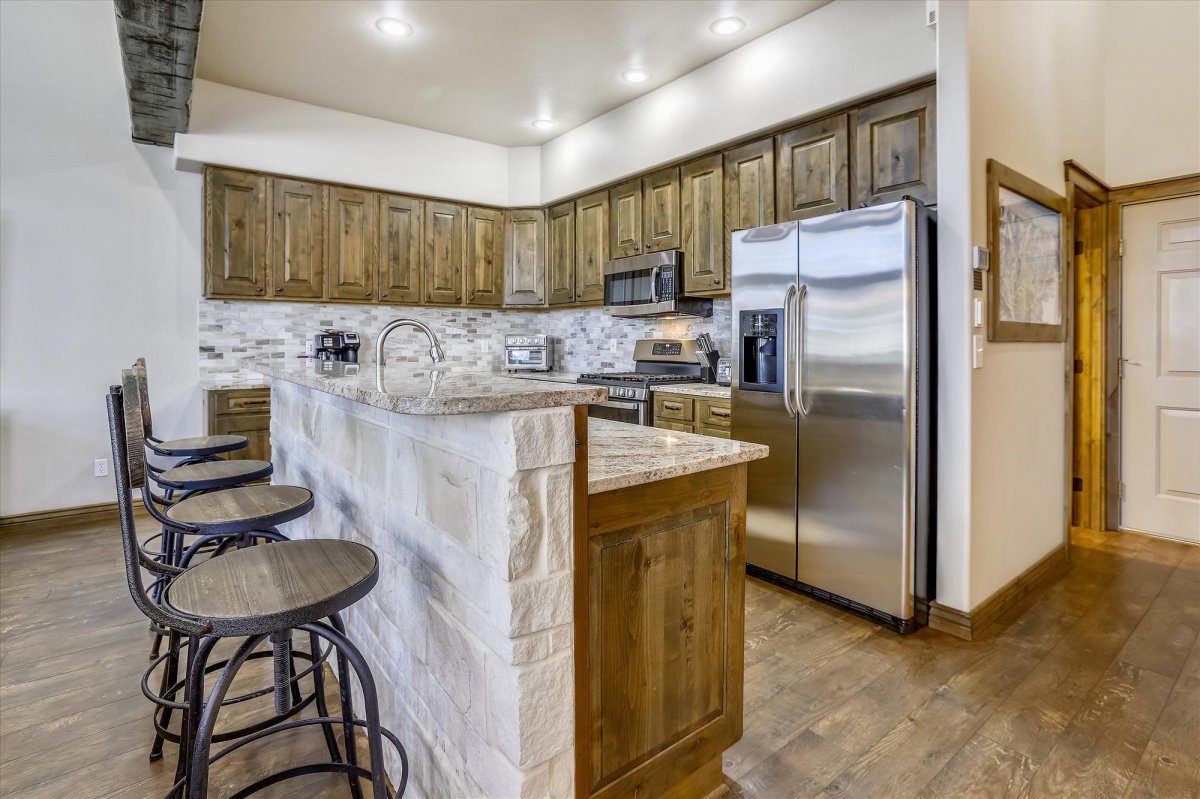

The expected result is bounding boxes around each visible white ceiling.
[195,0,828,147]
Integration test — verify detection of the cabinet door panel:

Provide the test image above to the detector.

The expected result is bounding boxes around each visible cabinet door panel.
[681,154,725,294]
[465,206,504,307]
[206,168,268,297]
[777,115,849,221]
[326,186,377,301]
[852,85,937,207]
[610,179,643,258]
[504,209,545,306]
[211,413,270,463]
[643,167,680,252]
[424,201,465,304]
[724,138,775,272]
[271,178,325,299]
[575,191,609,305]
[378,194,422,304]
[547,201,576,306]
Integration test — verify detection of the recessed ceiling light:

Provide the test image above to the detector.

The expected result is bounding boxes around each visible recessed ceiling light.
[531,119,555,130]
[710,17,745,35]
[375,17,412,37]
[622,68,650,83]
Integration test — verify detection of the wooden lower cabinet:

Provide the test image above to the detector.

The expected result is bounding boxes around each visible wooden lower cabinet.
[652,393,732,439]
[204,388,271,464]
[579,464,746,799]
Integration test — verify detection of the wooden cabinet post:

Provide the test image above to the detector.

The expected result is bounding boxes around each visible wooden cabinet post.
[547,201,576,306]
[423,201,466,304]
[270,178,325,299]
[777,114,850,221]
[378,194,423,304]
[504,208,546,306]
[724,138,776,274]
[851,84,937,207]
[642,166,680,252]
[205,167,269,297]
[326,186,378,301]
[465,206,504,307]
[609,179,643,258]
[681,154,725,294]
[574,190,609,305]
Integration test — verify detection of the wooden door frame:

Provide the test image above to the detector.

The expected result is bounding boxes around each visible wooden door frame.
[1063,162,1200,532]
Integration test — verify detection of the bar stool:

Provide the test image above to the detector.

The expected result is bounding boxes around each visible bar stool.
[107,379,408,798]
[132,359,249,463]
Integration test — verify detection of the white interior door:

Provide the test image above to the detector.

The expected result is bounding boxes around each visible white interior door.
[1120,195,1200,542]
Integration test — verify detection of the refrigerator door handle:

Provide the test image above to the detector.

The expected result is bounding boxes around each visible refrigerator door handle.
[782,283,798,417]
[796,283,811,416]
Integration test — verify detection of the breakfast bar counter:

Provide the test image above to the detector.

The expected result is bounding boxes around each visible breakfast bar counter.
[250,357,765,799]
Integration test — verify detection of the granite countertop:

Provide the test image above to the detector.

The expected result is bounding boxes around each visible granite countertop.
[650,383,731,400]
[499,371,584,385]
[244,357,607,415]
[587,418,768,494]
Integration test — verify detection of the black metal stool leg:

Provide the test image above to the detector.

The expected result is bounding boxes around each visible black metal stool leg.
[310,629,343,765]
[150,630,182,762]
[330,613,366,799]
[188,635,266,799]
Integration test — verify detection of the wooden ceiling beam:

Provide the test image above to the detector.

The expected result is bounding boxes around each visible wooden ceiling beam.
[113,0,203,147]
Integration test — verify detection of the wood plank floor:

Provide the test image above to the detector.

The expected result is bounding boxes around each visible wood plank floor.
[1,522,1197,798]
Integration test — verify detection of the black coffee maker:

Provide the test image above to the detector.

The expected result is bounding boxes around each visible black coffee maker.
[313,330,361,362]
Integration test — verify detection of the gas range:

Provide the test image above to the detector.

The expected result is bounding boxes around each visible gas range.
[579,339,713,423]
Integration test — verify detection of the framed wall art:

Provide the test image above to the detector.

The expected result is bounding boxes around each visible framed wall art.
[987,159,1069,342]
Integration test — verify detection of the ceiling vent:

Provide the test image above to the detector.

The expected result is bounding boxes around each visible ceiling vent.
[926,0,938,27]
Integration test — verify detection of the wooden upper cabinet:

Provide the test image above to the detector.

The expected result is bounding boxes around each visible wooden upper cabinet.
[681,154,726,295]
[724,138,775,273]
[378,194,422,304]
[424,201,466,304]
[504,209,546,306]
[777,114,849,221]
[575,190,609,305]
[465,206,504,307]
[546,201,576,306]
[205,167,268,297]
[270,178,325,299]
[851,84,937,207]
[326,186,377,301]
[610,179,643,258]
[642,167,680,252]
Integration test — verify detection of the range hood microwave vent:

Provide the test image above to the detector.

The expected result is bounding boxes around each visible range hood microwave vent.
[602,250,714,318]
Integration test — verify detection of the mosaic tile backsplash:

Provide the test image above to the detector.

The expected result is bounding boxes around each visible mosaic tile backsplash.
[197,299,732,378]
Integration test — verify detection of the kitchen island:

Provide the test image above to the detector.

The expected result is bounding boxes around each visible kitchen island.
[251,358,767,799]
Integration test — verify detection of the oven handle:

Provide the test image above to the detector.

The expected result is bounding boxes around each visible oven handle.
[600,399,640,411]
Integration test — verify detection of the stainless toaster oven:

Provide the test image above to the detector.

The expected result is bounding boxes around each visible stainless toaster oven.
[504,334,553,371]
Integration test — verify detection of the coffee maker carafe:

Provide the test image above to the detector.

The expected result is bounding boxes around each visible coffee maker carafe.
[738,310,784,393]
[313,330,361,362]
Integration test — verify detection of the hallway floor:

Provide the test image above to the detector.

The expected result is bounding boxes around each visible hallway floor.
[1,524,1197,798]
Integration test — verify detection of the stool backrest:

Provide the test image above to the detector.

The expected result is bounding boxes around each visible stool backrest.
[131,357,154,439]
[106,376,209,636]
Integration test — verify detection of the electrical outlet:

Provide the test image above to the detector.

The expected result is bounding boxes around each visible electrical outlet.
[480,339,491,354]
[94,458,109,477]
[609,340,619,353]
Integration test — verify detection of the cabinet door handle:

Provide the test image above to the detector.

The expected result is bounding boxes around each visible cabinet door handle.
[633,244,641,251]
[255,286,264,294]
[274,287,283,293]
[711,408,731,418]
[663,402,683,411]
[713,278,720,284]
[365,290,372,297]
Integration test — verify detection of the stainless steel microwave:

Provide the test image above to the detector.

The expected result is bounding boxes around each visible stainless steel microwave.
[602,250,713,318]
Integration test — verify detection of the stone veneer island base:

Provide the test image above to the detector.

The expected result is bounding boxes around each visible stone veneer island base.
[256,359,768,799]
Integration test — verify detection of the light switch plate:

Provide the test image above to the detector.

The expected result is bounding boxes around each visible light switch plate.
[972,335,984,369]
[974,297,983,328]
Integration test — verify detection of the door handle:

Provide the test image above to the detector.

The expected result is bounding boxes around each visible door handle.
[795,284,811,417]
[782,284,798,418]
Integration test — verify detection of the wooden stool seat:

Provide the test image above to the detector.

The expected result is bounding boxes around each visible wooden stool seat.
[166,485,313,535]
[157,459,273,490]
[165,539,377,637]
[150,434,248,458]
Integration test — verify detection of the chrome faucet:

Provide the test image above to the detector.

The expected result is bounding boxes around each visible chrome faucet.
[375,318,446,366]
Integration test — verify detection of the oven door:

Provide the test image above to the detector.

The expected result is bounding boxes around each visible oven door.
[505,347,547,370]
[588,399,647,425]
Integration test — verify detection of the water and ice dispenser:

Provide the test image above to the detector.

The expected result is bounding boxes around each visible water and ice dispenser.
[739,309,784,393]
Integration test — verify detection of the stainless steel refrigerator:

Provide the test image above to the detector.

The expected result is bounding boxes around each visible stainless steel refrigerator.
[731,200,933,632]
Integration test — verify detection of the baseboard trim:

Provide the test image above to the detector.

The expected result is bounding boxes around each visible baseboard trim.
[928,544,1070,641]
[0,501,148,537]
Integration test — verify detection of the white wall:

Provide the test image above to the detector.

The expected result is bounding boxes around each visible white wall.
[1104,0,1200,185]
[539,0,936,202]
[963,0,1108,608]
[0,0,202,516]
[176,81,516,207]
